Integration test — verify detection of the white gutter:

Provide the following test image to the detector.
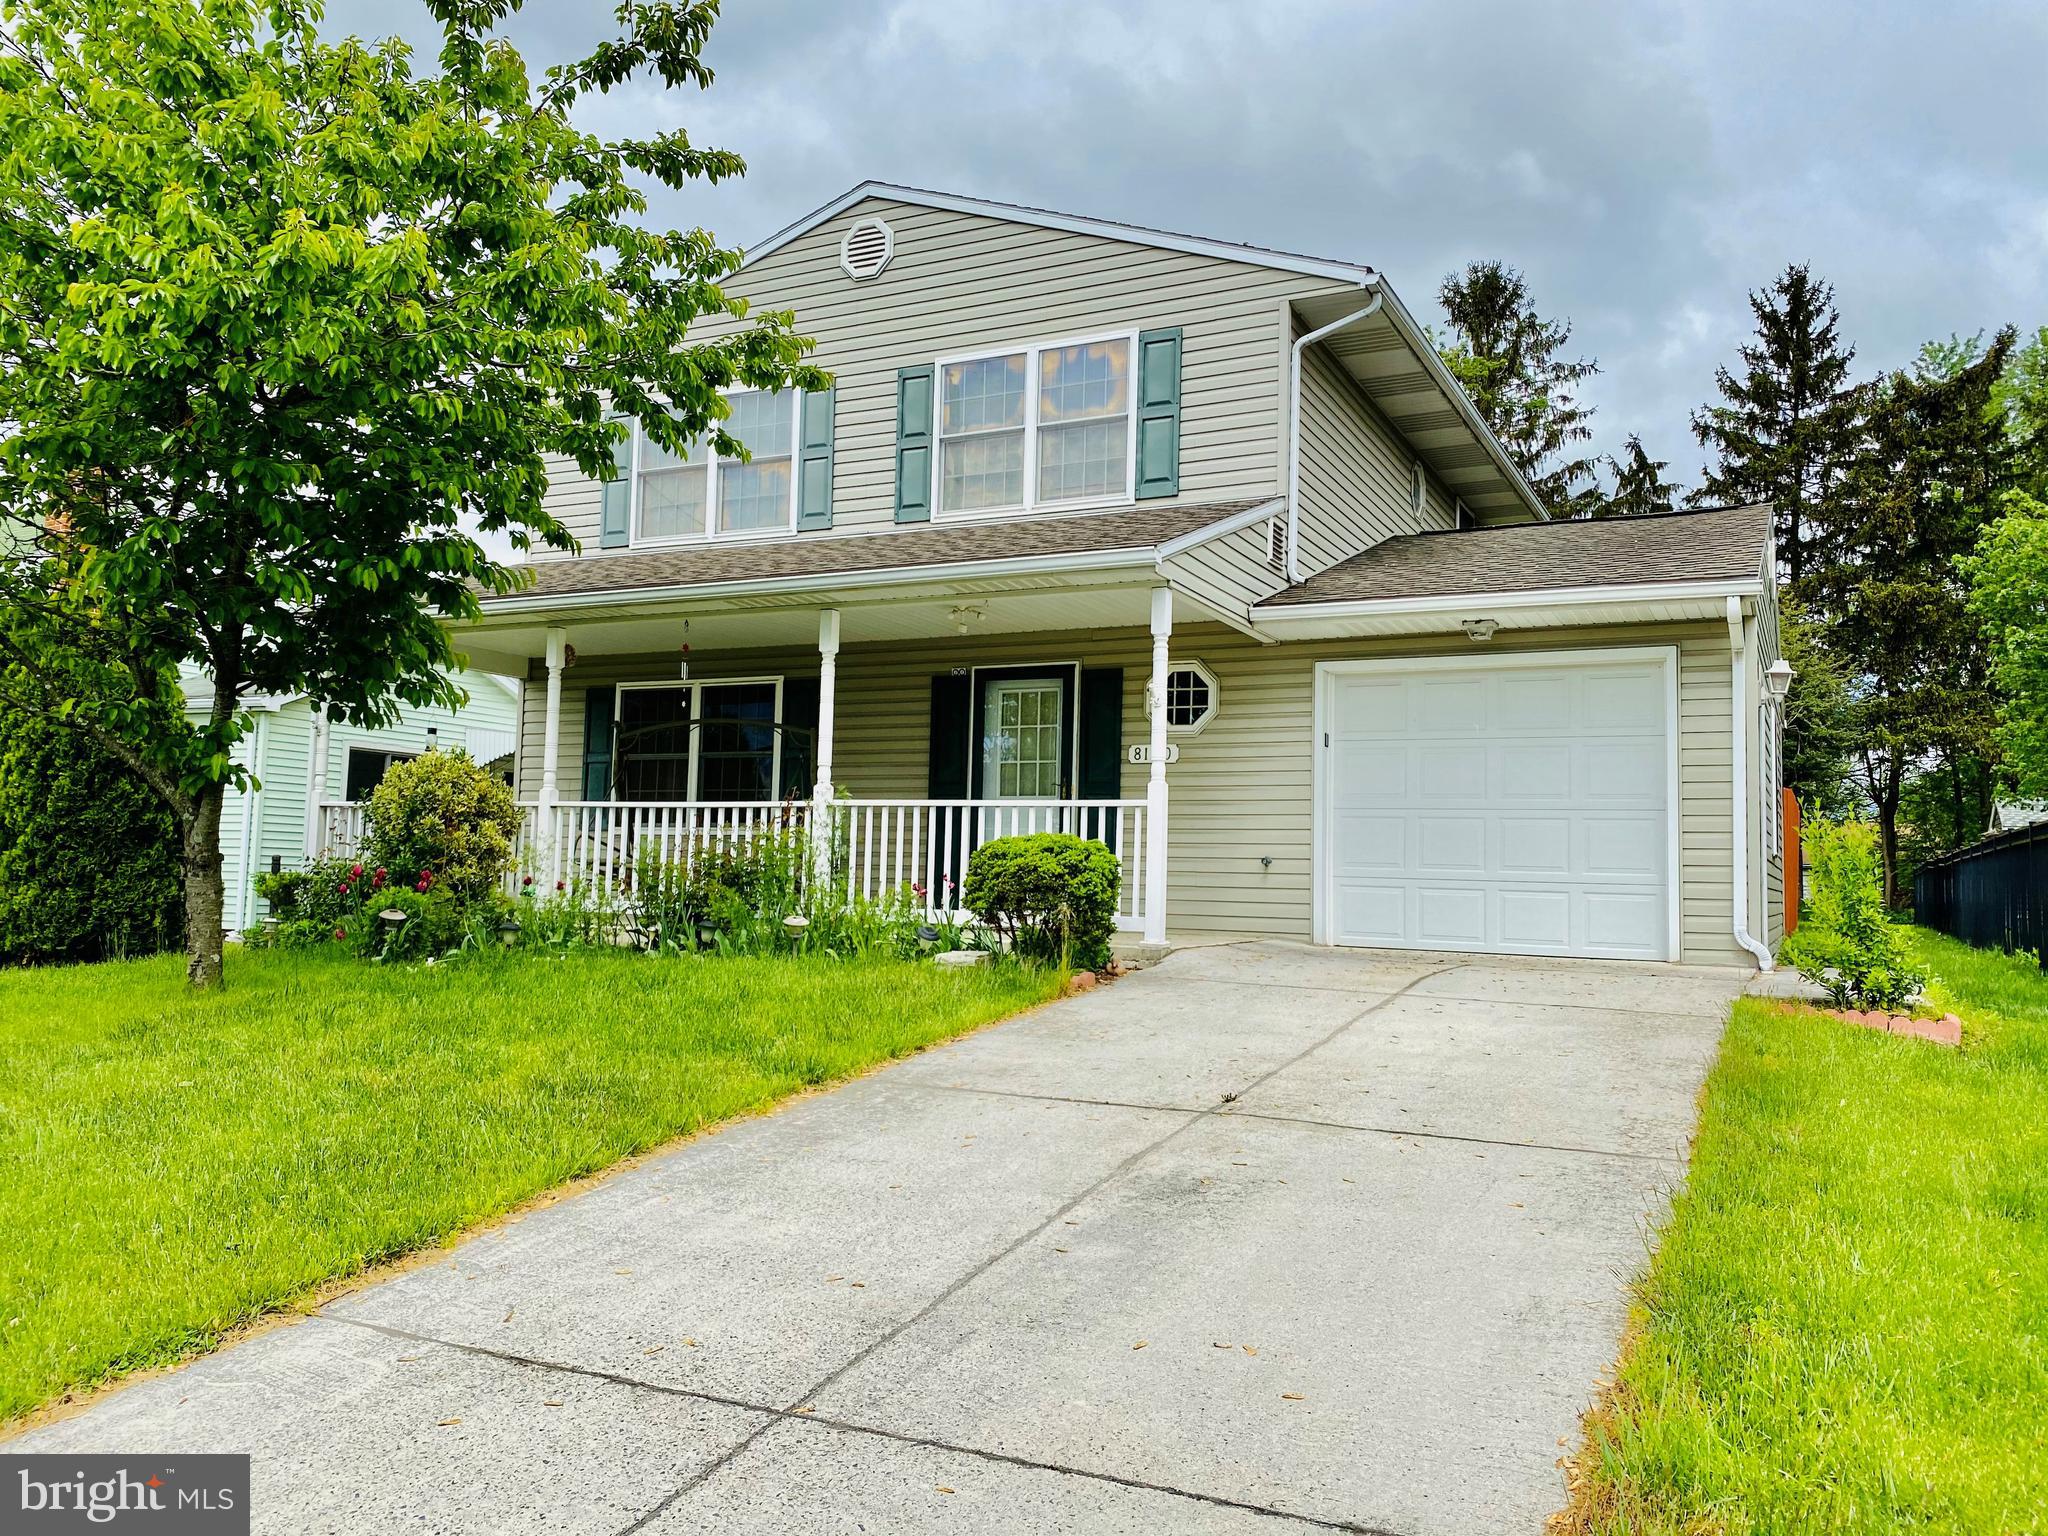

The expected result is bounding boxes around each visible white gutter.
[1726,595,1773,970]
[1287,293,1384,582]
[1252,576,1765,626]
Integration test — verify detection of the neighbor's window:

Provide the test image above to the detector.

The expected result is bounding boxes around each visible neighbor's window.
[344,747,416,802]
[632,389,800,543]
[938,335,1132,515]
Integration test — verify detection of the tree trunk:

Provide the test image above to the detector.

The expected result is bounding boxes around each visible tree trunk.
[182,784,227,987]
[1876,783,1901,911]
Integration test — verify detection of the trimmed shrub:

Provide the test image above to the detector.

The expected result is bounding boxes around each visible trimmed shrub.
[0,708,182,962]
[361,750,520,905]
[962,833,1119,970]
[1780,817,1926,1010]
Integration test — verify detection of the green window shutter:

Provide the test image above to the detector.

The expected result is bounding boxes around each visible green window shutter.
[927,674,971,797]
[1078,668,1125,852]
[600,419,633,547]
[1077,669,1124,798]
[796,388,835,531]
[1134,327,1182,499]
[778,675,821,797]
[580,686,616,800]
[895,365,936,523]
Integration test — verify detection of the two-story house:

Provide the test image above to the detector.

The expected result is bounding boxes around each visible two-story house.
[422,184,1788,967]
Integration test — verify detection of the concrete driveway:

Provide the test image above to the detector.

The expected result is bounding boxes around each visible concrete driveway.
[12,942,1744,1535]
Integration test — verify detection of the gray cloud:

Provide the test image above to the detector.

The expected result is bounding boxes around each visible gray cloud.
[326,0,2048,491]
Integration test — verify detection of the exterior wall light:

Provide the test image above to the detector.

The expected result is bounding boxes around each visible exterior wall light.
[1461,618,1499,642]
[1765,658,1795,699]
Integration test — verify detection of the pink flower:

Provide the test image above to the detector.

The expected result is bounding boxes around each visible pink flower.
[338,883,351,897]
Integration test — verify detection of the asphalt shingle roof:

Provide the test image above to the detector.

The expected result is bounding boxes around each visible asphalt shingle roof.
[1263,503,1772,606]
[497,499,1270,601]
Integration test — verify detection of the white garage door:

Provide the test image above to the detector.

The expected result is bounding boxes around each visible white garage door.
[1319,650,1676,961]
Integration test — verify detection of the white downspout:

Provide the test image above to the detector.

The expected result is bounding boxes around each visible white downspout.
[1726,596,1773,970]
[1287,291,1384,583]
[236,712,266,935]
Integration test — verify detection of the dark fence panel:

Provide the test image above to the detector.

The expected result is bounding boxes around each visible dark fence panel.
[1914,823,2048,966]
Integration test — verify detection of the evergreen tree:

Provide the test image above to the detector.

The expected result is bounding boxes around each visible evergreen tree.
[1815,329,2016,905]
[1436,261,1600,515]
[1592,435,1679,518]
[1691,265,1862,588]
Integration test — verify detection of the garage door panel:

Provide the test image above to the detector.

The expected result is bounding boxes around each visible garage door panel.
[1334,813,1405,872]
[1416,886,1487,944]
[1323,654,1674,962]
[1416,816,1486,873]
[1584,742,1664,800]
[1334,884,1406,942]
[1499,889,1571,948]
[1499,816,1572,875]
[1499,744,1573,800]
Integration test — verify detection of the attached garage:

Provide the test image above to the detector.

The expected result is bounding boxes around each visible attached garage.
[1314,648,1679,961]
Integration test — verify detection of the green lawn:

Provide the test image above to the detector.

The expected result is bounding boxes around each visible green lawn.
[1568,929,2048,1534]
[0,947,1062,1423]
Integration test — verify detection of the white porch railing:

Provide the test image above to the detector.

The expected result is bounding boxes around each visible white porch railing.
[313,795,1151,931]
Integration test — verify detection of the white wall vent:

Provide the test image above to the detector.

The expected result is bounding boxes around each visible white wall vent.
[839,217,894,281]
[1267,516,1287,573]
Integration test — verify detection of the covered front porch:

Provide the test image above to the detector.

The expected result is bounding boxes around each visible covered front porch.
[322,574,1200,941]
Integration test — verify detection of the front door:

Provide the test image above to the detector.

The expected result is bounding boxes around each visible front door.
[972,667,1077,839]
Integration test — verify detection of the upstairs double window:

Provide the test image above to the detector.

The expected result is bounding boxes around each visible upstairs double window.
[936,333,1135,515]
[614,389,802,546]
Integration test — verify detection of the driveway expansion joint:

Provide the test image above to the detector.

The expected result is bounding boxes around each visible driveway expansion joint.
[315,1314,1400,1535]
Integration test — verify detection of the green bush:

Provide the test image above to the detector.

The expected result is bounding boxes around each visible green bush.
[352,885,462,961]
[252,855,383,939]
[0,708,183,963]
[1780,817,1927,1010]
[362,750,521,905]
[961,833,1119,970]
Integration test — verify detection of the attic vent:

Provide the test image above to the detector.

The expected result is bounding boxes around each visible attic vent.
[839,217,894,281]
[1267,516,1287,572]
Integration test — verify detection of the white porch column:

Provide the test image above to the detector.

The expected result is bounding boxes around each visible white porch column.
[1144,586,1172,944]
[304,706,330,858]
[540,628,568,876]
[811,609,841,888]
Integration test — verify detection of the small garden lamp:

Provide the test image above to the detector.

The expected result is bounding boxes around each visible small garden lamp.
[782,913,810,948]
[916,923,941,952]
[1765,658,1795,701]
[378,907,409,933]
[497,914,521,949]
[694,916,719,950]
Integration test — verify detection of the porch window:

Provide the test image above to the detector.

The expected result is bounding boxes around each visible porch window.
[631,389,801,544]
[936,333,1134,515]
[613,680,784,803]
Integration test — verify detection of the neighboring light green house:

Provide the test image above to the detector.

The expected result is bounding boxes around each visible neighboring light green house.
[183,672,521,933]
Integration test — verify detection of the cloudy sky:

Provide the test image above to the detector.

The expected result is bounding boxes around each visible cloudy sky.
[330,0,2048,491]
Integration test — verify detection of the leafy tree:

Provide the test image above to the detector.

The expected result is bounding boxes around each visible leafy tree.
[1691,265,1862,589]
[1994,325,2048,496]
[1776,593,1858,818]
[1814,330,2016,904]
[0,0,825,984]
[1592,434,1679,518]
[1963,489,2048,798]
[1435,261,1600,515]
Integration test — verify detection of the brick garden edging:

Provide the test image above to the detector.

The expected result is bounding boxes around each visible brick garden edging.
[1825,1008,1962,1047]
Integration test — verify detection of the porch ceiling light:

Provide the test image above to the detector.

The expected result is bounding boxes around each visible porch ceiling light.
[1461,617,1499,642]
[1765,657,1795,699]
[950,604,985,634]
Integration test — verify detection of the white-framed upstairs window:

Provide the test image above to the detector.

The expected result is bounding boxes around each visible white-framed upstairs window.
[626,389,802,546]
[934,331,1137,517]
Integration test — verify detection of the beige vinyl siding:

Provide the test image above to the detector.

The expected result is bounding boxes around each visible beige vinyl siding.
[1161,514,1288,626]
[1287,331,1456,581]
[528,618,1748,966]
[534,197,1360,556]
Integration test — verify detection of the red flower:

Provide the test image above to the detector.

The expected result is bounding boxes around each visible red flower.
[373,867,386,888]
[555,880,565,892]
[522,874,533,887]
[333,927,346,941]
[338,883,351,897]
[349,863,364,879]
[414,879,429,893]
